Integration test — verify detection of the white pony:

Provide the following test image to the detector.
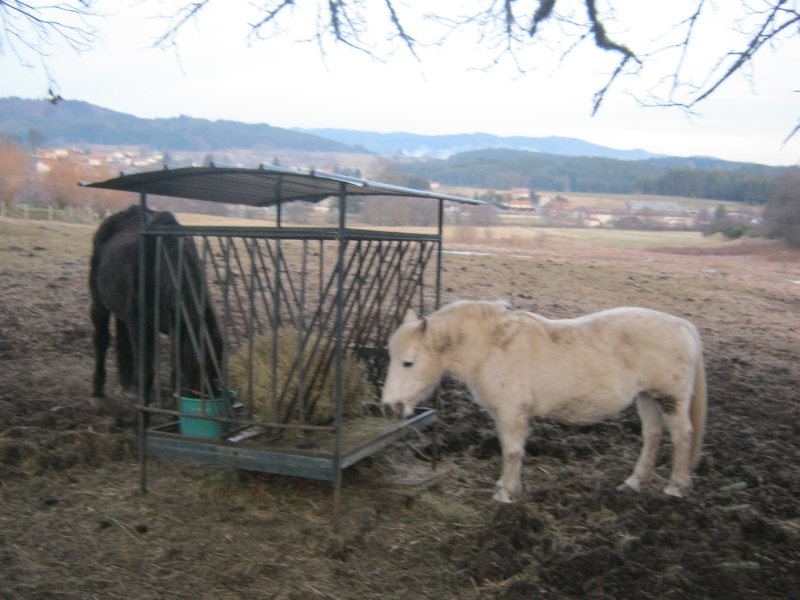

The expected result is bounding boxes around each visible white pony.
[382,300,707,503]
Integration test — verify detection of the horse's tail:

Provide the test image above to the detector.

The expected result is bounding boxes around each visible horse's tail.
[689,339,708,469]
[116,318,135,390]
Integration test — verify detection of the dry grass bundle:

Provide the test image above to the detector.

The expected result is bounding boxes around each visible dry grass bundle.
[228,327,376,424]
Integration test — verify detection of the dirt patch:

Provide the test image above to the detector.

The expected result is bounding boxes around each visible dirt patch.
[1,217,799,599]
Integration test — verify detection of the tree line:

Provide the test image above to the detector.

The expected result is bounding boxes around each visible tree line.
[397,149,788,204]
[3,136,799,249]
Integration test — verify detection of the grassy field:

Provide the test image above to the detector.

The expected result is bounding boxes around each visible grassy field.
[435,186,750,213]
[173,212,728,252]
[444,223,730,252]
[0,209,733,259]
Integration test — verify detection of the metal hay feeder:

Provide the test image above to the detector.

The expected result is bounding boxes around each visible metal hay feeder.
[82,164,482,515]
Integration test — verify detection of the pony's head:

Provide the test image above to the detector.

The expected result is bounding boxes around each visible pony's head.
[381,308,444,418]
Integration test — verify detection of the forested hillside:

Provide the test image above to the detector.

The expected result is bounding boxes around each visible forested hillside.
[398,149,789,203]
[2,98,792,203]
[294,128,661,160]
[0,98,363,153]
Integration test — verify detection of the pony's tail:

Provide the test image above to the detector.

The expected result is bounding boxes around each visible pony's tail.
[689,345,708,469]
[116,319,135,390]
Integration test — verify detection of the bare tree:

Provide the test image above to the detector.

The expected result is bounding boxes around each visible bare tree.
[0,0,99,102]
[761,167,800,247]
[0,139,28,206]
[5,1,799,136]
[149,1,800,138]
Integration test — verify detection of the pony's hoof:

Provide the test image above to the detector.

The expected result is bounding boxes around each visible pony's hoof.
[616,483,638,495]
[663,485,685,498]
[492,489,515,504]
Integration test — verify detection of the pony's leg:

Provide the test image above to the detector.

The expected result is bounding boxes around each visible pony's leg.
[91,301,111,398]
[661,406,694,497]
[619,395,664,493]
[492,408,529,503]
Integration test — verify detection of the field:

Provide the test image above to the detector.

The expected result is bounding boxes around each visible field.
[1,216,799,599]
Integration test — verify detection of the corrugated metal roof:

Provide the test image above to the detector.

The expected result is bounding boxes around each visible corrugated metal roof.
[80,164,482,207]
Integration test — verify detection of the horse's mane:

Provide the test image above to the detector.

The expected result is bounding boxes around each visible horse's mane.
[92,205,155,253]
[425,300,511,349]
[435,299,510,321]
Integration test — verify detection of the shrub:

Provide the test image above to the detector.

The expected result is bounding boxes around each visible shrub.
[761,168,800,248]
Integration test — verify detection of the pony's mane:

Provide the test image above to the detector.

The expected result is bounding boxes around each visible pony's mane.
[426,300,511,349]
[435,299,510,320]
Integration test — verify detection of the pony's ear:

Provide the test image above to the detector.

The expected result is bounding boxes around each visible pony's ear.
[403,308,419,324]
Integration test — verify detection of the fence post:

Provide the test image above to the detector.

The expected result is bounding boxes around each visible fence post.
[23,204,29,220]
[1,201,5,218]
[48,206,54,221]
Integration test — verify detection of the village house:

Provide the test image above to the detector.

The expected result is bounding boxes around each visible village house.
[581,200,695,229]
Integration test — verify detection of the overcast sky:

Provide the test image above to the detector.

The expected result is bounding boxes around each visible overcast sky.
[2,1,799,166]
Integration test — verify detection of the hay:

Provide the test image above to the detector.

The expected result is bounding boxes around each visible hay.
[228,327,376,424]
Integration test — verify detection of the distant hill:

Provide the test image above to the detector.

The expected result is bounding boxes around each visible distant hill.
[0,97,364,153]
[294,128,665,161]
[0,97,787,202]
[395,148,787,202]
[2,98,767,168]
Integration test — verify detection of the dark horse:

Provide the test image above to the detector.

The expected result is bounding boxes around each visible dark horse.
[90,205,223,400]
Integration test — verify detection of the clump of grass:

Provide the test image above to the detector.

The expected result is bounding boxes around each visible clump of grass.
[228,327,375,424]
[417,492,481,524]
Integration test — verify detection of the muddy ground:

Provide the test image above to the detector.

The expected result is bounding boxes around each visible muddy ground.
[1,217,799,599]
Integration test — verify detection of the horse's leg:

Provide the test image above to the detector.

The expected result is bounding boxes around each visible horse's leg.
[116,318,135,390]
[661,404,694,497]
[125,314,155,403]
[492,407,529,503]
[91,301,111,398]
[619,395,664,493]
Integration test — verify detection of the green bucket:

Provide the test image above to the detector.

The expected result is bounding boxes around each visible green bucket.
[179,395,231,438]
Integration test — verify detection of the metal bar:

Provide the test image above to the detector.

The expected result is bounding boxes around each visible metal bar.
[137,192,148,494]
[246,238,258,420]
[433,199,445,470]
[141,225,439,243]
[333,184,347,527]
[139,405,335,431]
[341,409,437,469]
[153,236,165,405]
[147,436,337,482]
[148,409,438,480]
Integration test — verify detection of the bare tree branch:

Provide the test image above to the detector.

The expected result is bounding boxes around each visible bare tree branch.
[583,0,641,113]
[784,119,800,145]
[0,1,97,56]
[3,0,798,140]
[691,4,799,106]
[584,0,635,61]
[151,1,213,48]
[384,0,419,59]
[0,0,99,97]
[529,0,558,36]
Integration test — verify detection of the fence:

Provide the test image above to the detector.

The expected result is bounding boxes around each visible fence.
[0,202,99,224]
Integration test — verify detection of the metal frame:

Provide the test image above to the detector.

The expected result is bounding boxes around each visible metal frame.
[83,165,481,517]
